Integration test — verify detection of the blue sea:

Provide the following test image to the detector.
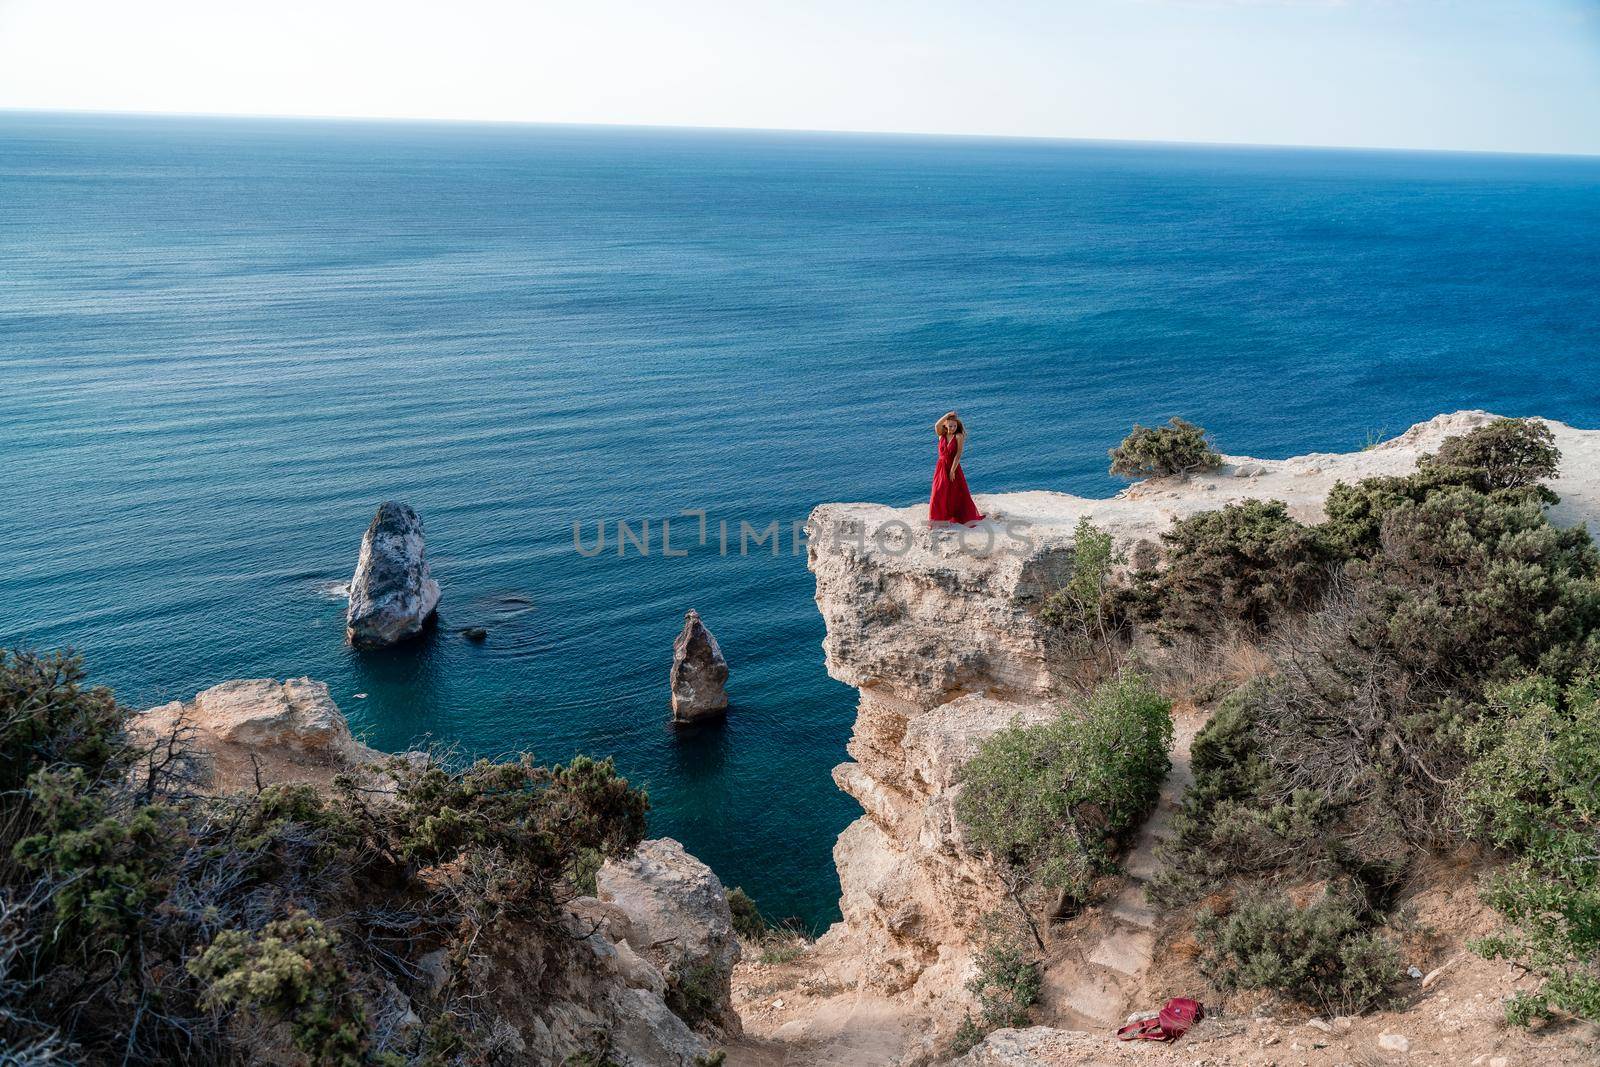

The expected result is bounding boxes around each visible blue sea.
[3,112,1598,926]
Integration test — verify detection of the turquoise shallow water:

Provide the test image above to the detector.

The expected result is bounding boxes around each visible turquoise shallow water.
[2,112,1598,926]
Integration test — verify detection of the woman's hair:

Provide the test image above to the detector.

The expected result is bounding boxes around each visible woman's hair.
[938,414,966,437]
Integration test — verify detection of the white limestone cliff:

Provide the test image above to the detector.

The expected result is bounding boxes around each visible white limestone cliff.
[802,411,1600,1007]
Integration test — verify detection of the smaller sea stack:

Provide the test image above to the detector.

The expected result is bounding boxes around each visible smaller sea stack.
[346,501,442,649]
[670,609,729,723]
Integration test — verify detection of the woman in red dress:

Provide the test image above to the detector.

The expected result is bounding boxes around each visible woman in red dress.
[929,411,985,525]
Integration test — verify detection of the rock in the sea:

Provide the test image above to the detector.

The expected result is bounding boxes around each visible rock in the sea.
[597,838,742,1036]
[346,501,442,649]
[461,626,488,642]
[669,609,729,722]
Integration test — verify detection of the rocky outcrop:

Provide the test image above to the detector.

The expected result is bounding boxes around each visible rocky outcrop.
[142,682,734,1065]
[511,905,718,1066]
[818,691,1057,999]
[951,1026,1102,1065]
[143,677,372,759]
[804,412,1600,1006]
[347,501,442,649]
[139,677,385,790]
[670,609,730,722]
[597,837,743,1036]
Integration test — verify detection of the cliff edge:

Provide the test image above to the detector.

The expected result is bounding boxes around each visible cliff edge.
[744,412,1600,1064]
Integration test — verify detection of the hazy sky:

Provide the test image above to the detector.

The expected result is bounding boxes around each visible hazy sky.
[1,0,1597,154]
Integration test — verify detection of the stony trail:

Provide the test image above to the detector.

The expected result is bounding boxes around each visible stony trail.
[1047,710,1203,1031]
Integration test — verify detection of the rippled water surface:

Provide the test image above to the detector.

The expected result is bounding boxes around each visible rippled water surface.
[3,112,1598,924]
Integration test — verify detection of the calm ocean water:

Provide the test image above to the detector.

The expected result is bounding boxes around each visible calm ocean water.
[3,112,1598,925]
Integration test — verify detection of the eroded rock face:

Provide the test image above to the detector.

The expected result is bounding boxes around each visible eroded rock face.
[670,609,730,722]
[805,503,1075,1003]
[816,687,1059,999]
[598,837,742,1035]
[347,501,442,649]
[805,412,1600,1005]
[524,909,715,1067]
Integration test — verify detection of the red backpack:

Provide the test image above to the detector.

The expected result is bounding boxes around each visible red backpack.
[1115,997,1204,1042]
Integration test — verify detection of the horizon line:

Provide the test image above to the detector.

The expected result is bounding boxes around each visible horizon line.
[5,105,1598,162]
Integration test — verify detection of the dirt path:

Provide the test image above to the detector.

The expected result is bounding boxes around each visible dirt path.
[726,989,917,1067]
[727,708,1209,1067]
[722,699,1600,1065]
[1041,709,1203,1031]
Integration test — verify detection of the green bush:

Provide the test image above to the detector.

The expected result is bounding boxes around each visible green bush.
[957,674,1172,924]
[1143,500,1329,635]
[0,647,652,1065]
[664,962,723,1029]
[951,917,1042,1055]
[1108,418,1222,480]
[1150,684,1294,904]
[725,886,766,940]
[190,911,368,1067]
[1195,891,1400,1015]
[13,766,183,955]
[1420,417,1560,493]
[1320,419,1558,560]
[1038,519,1130,671]
[1319,468,1453,560]
[1458,674,1600,1024]
[1151,670,1408,910]
[1173,467,1598,877]
[1352,485,1600,688]
[368,751,648,921]
[1151,423,1600,1026]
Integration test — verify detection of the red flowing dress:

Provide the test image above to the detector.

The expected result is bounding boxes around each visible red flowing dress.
[929,433,984,524]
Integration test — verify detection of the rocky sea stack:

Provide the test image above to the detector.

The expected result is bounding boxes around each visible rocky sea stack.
[346,501,442,649]
[670,609,729,723]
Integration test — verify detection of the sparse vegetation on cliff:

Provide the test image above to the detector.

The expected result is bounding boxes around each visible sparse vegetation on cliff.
[1038,518,1131,684]
[0,649,650,1065]
[957,673,1172,940]
[726,886,765,940]
[950,915,1043,1055]
[725,885,810,965]
[1108,417,1223,480]
[1142,417,1600,1024]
